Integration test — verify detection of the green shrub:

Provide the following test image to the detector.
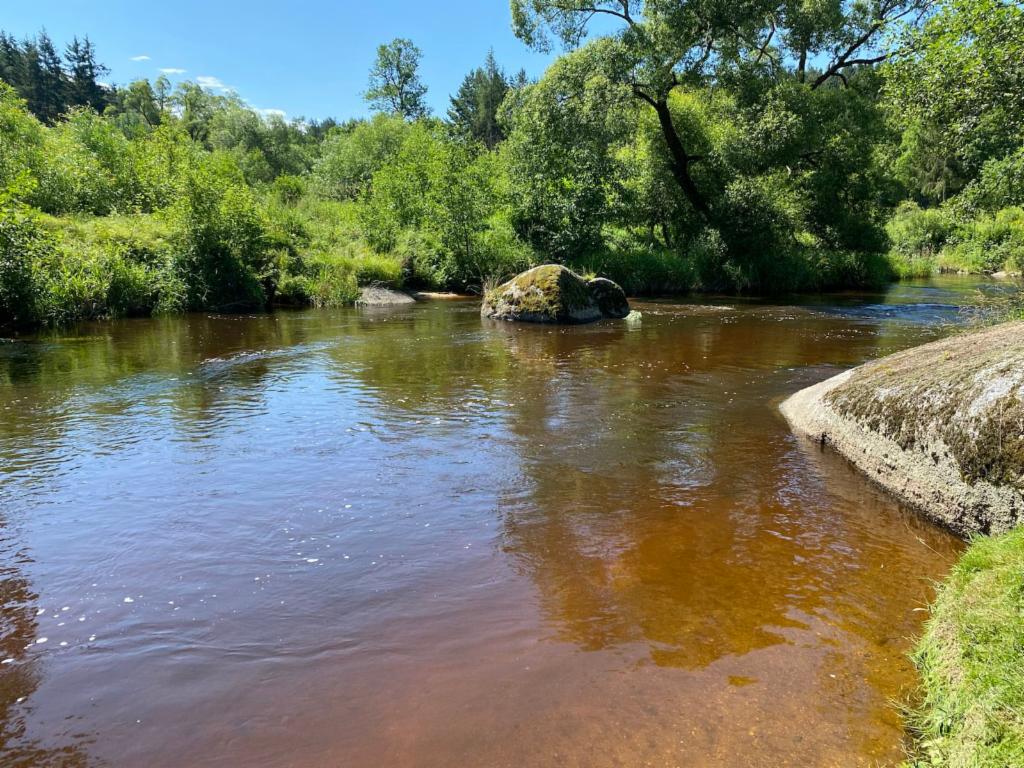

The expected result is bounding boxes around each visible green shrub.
[169,156,271,310]
[393,229,446,288]
[312,114,410,200]
[304,261,360,307]
[958,147,1024,213]
[885,201,953,277]
[0,177,48,326]
[570,229,697,295]
[0,84,46,193]
[272,174,306,206]
[945,207,1024,273]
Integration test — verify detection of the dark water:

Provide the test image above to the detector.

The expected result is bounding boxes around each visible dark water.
[0,278,984,767]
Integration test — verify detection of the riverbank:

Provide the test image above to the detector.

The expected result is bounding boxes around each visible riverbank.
[907,528,1024,767]
[781,319,1024,765]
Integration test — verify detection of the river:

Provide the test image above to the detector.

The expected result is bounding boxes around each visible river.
[0,278,993,767]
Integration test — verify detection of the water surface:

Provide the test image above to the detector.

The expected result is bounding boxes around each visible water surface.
[0,278,984,767]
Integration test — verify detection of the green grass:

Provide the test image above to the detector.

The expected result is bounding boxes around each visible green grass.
[907,528,1024,768]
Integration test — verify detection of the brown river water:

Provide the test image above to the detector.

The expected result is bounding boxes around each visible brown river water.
[0,278,992,767]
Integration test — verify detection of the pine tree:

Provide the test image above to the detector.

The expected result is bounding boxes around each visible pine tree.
[65,35,109,112]
[447,50,509,149]
[0,33,23,91]
[36,31,68,121]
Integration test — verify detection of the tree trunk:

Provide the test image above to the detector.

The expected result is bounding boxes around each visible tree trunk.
[651,99,712,221]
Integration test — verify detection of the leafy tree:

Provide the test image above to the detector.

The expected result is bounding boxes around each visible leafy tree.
[108,79,163,137]
[886,0,1024,184]
[365,38,430,119]
[153,75,173,113]
[312,113,410,199]
[500,44,632,258]
[510,0,929,224]
[448,50,509,148]
[174,82,219,144]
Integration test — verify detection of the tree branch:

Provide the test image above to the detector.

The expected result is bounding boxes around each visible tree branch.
[551,1,636,27]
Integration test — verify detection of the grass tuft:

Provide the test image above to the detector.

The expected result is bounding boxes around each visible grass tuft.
[906,527,1024,768]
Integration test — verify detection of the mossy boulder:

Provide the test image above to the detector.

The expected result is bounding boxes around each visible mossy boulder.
[480,265,629,324]
[781,320,1024,535]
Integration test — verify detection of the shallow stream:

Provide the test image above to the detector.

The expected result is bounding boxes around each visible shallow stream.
[0,278,993,766]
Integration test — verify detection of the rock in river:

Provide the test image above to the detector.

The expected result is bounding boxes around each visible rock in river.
[357,286,417,306]
[587,277,630,319]
[781,320,1024,536]
[480,265,630,324]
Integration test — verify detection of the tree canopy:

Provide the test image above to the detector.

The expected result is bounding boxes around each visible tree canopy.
[448,50,510,149]
[365,38,430,119]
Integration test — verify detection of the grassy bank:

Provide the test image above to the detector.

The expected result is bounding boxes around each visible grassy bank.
[886,202,1024,279]
[907,528,1024,767]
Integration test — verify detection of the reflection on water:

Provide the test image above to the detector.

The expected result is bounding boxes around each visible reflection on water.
[0,278,980,767]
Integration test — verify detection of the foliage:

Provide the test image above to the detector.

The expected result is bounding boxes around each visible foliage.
[0,176,47,326]
[313,114,410,200]
[946,207,1024,275]
[1,6,1023,328]
[168,155,270,310]
[886,0,1024,181]
[0,30,109,122]
[501,43,632,260]
[448,50,510,149]
[365,38,429,119]
[885,202,954,277]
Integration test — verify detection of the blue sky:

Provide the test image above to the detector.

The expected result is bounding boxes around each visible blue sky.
[3,0,562,120]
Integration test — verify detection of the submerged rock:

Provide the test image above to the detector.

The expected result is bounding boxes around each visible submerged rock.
[480,265,629,324]
[781,320,1024,536]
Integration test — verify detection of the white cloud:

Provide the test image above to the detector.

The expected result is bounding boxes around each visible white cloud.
[130,55,151,62]
[256,108,287,119]
[196,75,232,92]
[159,68,187,75]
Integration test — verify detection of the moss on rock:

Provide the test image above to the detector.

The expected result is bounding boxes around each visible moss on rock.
[824,322,1024,494]
[481,265,630,324]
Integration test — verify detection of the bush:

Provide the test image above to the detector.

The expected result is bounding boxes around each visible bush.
[0,84,46,193]
[885,201,953,277]
[169,156,271,310]
[272,174,306,206]
[312,114,409,200]
[570,228,697,295]
[945,207,1024,274]
[0,178,48,326]
[393,229,446,288]
[32,108,143,215]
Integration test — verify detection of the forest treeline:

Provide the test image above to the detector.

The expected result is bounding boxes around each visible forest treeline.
[1,0,1023,328]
